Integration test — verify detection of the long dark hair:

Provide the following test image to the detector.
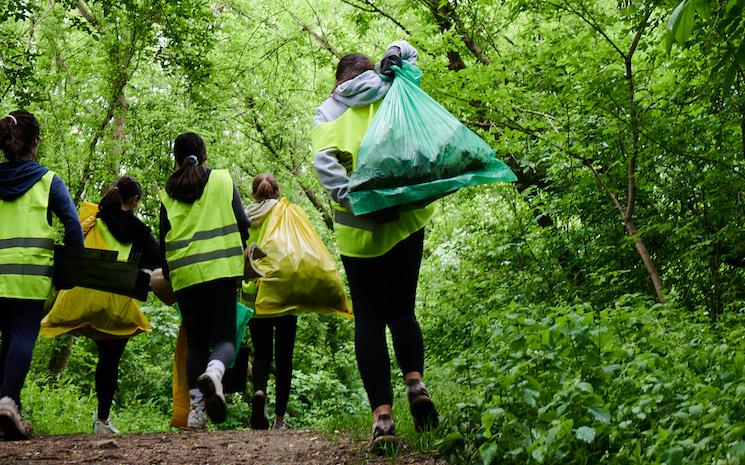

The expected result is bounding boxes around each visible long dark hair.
[98,176,142,215]
[252,173,280,201]
[166,132,208,203]
[0,110,40,161]
[334,53,375,90]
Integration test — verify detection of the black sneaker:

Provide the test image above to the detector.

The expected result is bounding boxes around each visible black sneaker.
[406,380,439,432]
[250,392,269,430]
[369,413,400,452]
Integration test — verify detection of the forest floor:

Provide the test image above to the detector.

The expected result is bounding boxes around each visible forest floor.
[0,429,444,464]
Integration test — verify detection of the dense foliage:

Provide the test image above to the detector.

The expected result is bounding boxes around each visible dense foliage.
[2,0,745,463]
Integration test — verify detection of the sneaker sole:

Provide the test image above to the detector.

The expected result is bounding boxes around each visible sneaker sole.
[409,395,439,432]
[250,394,269,430]
[197,374,227,424]
[0,410,29,441]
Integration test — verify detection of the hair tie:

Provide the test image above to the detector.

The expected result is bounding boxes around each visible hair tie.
[183,155,199,167]
[6,115,17,125]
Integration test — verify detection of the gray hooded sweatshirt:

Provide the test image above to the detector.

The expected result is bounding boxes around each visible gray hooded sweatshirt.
[312,40,419,208]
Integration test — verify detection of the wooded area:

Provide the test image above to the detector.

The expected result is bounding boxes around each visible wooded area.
[2,0,745,463]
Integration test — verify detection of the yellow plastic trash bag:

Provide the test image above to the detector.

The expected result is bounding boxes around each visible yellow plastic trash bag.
[40,202,151,340]
[254,198,352,318]
[171,324,190,429]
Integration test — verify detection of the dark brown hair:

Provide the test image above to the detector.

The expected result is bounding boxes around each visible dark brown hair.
[0,110,40,161]
[252,173,279,201]
[98,176,142,215]
[165,132,208,203]
[335,53,375,89]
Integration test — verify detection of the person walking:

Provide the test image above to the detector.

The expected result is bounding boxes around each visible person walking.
[311,41,439,446]
[241,173,297,431]
[41,175,160,435]
[159,132,249,429]
[0,110,84,440]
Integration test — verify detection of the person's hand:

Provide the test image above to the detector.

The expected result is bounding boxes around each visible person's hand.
[363,206,400,224]
[380,54,402,79]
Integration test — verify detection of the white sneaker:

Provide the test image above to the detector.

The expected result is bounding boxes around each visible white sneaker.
[197,367,227,424]
[93,419,120,435]
[187,398,208,430]
[0,396,32,441]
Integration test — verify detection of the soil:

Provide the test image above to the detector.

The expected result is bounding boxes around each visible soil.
[0,429,445,465]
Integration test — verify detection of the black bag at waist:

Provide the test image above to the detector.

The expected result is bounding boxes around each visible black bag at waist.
[53,246,150,301]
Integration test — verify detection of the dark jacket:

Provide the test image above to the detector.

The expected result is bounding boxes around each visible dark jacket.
[0,160,83,247]
[98,209,162,270]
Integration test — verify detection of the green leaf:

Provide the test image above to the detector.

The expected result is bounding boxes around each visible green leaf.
[575,426,596,443]
[669,0,696,46]
[693,0,712,19]
[735,40,745,66]
[588,406,611,424]
[479,442,499,465]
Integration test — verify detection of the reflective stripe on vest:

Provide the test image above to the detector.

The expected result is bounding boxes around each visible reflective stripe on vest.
[311,93,435,258]
[96,219,133,262]
[0,170,56,300]
[161,169,244,292]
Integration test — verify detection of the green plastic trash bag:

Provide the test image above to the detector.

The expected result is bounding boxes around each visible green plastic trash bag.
[348,62,517,215]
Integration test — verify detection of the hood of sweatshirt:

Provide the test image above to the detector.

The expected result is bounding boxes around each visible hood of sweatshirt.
[332,70,391,109]
[0,160,49,201]
[244,198,278,227]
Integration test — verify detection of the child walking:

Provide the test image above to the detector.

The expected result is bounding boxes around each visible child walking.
[241,174,297,430]
[0,110,84,440]
[159,132,249,429]
[41,176,161,435]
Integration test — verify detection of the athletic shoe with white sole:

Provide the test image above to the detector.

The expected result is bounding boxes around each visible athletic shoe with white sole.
[197,369,227,424]
[93,419,120,435]
[187,398,208,430]
[0,397,32,441]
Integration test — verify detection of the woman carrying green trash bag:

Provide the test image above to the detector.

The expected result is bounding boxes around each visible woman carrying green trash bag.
[159,132,250,429]
[311,41,439,447]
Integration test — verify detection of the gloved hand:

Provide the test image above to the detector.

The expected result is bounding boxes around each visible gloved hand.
[380,48,402,79]
[363,206,400,224]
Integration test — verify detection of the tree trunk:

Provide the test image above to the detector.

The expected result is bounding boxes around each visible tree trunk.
[625,220,666,302]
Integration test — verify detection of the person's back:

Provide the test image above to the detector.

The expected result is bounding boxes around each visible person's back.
[159,132,249,430]
[0,110,83,441]
[311,42,440,449]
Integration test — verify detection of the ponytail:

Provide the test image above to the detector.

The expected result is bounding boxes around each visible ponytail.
[98,176,142,215]
[166,132,208,203]
[252,173,280,201]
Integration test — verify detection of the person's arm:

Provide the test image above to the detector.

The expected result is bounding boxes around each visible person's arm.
[313,148,351,208]
[159,203,171,281]
[131,218,162,270]
[231,183,250,246]
[49,175,84,247]
[386,40,418,66]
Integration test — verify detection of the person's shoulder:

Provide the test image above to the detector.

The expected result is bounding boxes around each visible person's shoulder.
[313,96,347,126]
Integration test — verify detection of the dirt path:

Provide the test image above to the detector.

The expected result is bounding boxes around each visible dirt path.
[0,429,444,464]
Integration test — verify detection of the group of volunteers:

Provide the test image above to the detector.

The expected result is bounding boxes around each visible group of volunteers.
[0,39,496,448]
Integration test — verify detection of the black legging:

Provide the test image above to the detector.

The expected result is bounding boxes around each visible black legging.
[0,298,44,413]
[176,278,237,389]
[94,338,128,420]
[248,315,297,417]
[341,228,426,410]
